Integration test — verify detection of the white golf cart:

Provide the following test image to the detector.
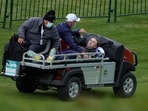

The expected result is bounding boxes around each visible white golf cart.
[2,34,138,101]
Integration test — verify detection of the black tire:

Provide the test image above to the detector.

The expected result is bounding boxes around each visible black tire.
[113,72,137,98]
[57,77,81,101]
[16,77,37,93]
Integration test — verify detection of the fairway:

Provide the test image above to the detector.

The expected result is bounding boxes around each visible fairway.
[0,77,147,111]
[0,14,148,111]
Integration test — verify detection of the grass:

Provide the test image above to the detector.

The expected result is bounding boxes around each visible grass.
[0,14,148,111]
[0,77,147,111]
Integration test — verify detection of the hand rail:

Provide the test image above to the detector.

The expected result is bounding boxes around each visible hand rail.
[21,52,109,69]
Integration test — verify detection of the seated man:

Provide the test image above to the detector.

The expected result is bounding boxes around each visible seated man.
[17,10,60,53]
[1,10,60,73]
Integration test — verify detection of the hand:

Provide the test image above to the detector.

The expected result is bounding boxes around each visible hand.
[17,37,25,44]
[79,28,86,34]
[82,52,89,58]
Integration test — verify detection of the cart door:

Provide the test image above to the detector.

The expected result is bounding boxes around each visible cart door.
[100,62,116,83]
[81,64,102,84]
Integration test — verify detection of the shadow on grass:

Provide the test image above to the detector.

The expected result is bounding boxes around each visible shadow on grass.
[15,89,60,101]
[81,88,116,99]
[13,87,117,101]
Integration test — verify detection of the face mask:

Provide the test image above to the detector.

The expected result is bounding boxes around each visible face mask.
[45,22,53,28]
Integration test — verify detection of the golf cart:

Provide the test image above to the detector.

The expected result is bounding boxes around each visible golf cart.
[2,33,138,101]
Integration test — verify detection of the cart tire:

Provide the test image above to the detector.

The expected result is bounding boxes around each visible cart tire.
[16,77,37,93]
[113,72,137,98]
[58,77,81,101]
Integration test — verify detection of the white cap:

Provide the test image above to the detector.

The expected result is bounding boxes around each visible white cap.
[66,13,80,22]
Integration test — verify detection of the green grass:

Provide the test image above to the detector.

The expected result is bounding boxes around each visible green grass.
[0,15,148,111]
[0,77,147,111]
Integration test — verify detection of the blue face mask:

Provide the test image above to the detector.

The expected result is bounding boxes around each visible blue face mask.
[45,22,53,28]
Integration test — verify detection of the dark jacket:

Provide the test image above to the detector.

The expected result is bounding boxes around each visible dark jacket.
[18,17,60,50]
[56,22,83,52]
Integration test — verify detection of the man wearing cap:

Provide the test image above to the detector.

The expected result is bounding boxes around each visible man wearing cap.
[17,10,60,53]
[56,13,87,56]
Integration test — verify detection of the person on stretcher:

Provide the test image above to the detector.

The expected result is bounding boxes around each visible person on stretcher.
[81,37,105,57]
[56,36,105,60]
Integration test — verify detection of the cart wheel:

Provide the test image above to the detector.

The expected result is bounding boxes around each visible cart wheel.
[113,72,137,98]
[58,77,81,101]
[16,77,37,93]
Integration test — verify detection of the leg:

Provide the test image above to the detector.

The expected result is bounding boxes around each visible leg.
[29,44,46,53]
[63,50,78,59]
[56,50,78,60]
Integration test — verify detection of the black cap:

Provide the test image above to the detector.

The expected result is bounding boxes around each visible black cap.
[43,10,56,22]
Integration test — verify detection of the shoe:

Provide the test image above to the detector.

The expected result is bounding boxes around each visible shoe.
[26,50,36,57]
[0,67,5,75]
[0,71,4,75]
[46,56,54,63]
[33,54,42,60]
[46,48,56,63]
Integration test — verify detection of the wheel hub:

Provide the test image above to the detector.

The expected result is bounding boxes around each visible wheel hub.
[69,82,79,98]
[123,78,134,93]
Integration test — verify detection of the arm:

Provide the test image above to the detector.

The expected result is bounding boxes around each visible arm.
[63,30,83,52]
[72,28,86,37]
[18,18,35,39]
[17,18,35,44]
[50,26,60,50]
